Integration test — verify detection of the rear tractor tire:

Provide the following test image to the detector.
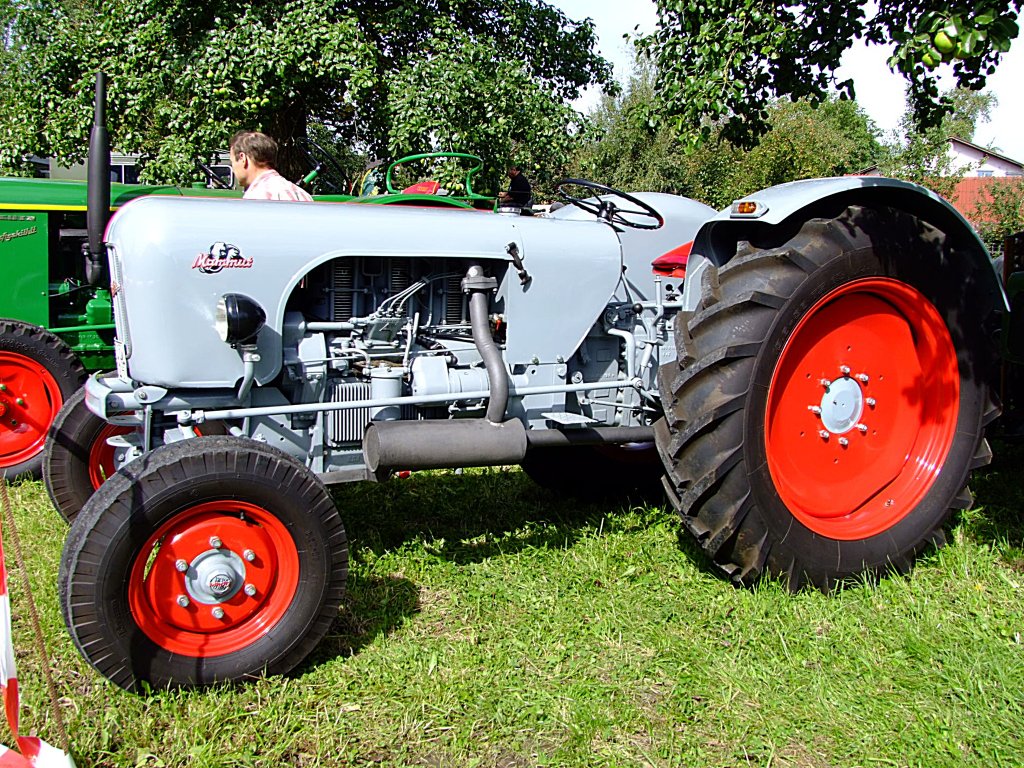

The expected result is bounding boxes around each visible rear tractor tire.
[59,436,348,690]
[656,205,998,590]
[0,320,85,478]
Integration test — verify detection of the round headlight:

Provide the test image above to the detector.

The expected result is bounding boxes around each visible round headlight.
[215,293,266,345]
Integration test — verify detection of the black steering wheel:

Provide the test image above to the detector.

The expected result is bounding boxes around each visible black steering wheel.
[556,179,664,230]
[295,139,350,193]
[195,159,232,190]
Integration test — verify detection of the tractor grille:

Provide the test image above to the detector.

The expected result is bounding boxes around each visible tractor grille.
[325,380,418,446]
[445,274,464,324]
[326,381,371,445]
[331,262,354,322]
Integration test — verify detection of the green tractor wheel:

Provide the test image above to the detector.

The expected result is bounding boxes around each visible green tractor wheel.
[0,319,85,478]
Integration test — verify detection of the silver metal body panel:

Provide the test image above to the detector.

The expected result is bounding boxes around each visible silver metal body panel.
[106,196,627,387]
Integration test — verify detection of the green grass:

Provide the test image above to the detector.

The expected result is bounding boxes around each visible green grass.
[2,446,1024,767]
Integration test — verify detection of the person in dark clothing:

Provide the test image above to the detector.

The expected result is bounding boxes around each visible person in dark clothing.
[499,165,532,208]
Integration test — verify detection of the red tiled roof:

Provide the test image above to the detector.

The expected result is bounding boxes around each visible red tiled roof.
[952,177,1024,225]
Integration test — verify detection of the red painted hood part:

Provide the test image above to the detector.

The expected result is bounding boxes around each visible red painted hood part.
[652,241,692,277]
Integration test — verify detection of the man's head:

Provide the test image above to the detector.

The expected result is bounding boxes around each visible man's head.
[507,165,520,178]
[229,131,278,189]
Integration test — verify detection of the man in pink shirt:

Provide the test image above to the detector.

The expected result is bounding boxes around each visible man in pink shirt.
[229,131,314,201]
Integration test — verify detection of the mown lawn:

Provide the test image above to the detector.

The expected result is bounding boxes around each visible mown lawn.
[2,443,1023,767]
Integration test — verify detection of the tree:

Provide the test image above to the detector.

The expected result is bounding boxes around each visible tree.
[638,1,1021,148]
[575,64,883,209]
[974,179,1024,251]
[0,0,613,186]
[879,88,997,198]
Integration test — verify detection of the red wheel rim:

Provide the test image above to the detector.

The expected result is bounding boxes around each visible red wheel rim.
[128,501,300,657]
[0,352,64,468]
[88,424,133,489]
[90,424,216,489]
[765,277,959,540]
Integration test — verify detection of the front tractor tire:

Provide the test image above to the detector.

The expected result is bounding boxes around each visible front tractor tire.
[656,206,998,590]
[0,320,85,478]
[59,436,349,690]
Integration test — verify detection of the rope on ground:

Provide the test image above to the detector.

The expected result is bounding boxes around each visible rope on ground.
[0,481,69,754]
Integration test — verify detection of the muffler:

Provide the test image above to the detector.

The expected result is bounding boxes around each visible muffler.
[363,418,527,473]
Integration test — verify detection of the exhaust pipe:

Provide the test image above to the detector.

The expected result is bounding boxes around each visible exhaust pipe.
[364,418,527,473]
[85,71,111,285]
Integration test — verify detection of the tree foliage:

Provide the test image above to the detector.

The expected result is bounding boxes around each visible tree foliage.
[575,65,883,210]
[638,1,1021,148]
[0,0,612,186]
[974,179,1024,251]
[878,88,997,198]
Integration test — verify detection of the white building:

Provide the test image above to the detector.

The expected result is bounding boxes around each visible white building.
[947,137,1024,177]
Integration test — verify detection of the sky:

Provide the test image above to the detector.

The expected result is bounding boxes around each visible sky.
[554,0,1024,162]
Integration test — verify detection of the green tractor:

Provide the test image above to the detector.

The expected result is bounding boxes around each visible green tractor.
[0,94,243,478]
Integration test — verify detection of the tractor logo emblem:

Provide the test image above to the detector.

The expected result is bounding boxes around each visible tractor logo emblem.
[192,242,253,274]
[208,573,234,595]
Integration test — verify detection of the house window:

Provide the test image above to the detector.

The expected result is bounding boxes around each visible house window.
[977,170,994,177]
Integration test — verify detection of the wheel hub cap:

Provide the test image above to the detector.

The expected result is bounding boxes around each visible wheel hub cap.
[0,352,63,467]
[128,501,300,656]
[820,376,863,435]
[184,548,245,603]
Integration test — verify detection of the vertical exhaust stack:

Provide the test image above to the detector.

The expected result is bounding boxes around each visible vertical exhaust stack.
[85,71,110,285]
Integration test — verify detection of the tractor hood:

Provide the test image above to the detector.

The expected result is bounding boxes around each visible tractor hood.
[105,196,623,388]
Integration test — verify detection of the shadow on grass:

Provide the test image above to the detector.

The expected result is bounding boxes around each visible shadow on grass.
[328,467,634,566]
[299,571,421,669]
[291,467,670,670]
[964,437,1024,562]
[294,466,727,670]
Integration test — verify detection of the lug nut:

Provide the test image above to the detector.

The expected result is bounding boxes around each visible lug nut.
[856,373,869,384]
[856,423,868,433]
[209,536,222,549]
[820,379,831,388]
[839,365,851,376]
[243,549,256,562]
[808,405,822,415]
[0,384,6,391]
[14,398,24,406]
[819,430,830,439]
[176,595,190,608]
[244,584,257,597]
[211,607,225,619]
[866,398,876,407]
[175,559,188,573]
[838,437,849,447]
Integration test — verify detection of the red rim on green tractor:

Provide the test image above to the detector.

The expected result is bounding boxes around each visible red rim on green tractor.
[765,277,959,540]
[0,351,64,468]
[128,501,300,657]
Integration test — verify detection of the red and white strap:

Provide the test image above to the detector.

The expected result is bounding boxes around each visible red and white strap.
[0,514,75,768]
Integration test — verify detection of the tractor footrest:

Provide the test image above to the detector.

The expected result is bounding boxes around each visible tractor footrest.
[542,411,598,425]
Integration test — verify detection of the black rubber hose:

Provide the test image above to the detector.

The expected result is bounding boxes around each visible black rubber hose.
[466,264,508,424]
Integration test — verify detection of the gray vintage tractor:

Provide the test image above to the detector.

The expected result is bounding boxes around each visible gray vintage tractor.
[47,154,1002,689]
